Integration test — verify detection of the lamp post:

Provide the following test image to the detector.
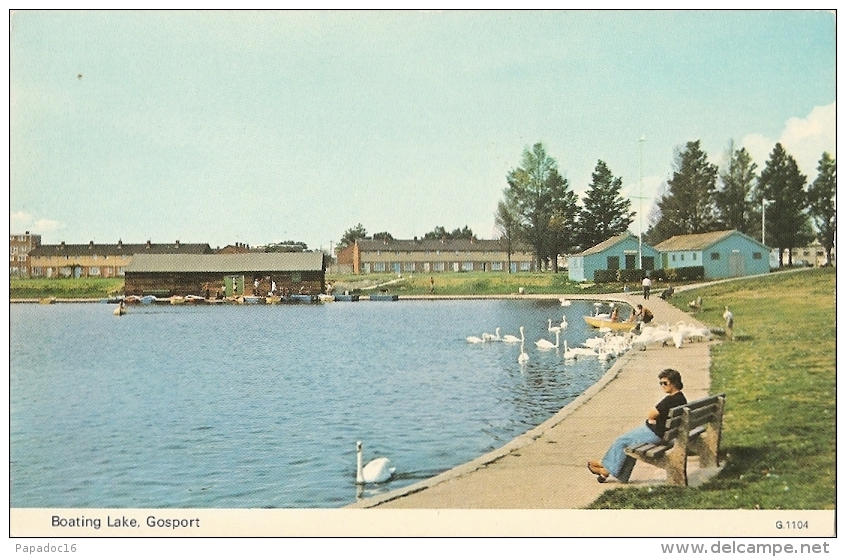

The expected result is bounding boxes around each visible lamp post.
[761,198,767,245]
[637,135,645,270]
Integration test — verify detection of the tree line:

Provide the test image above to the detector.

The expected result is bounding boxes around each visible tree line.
[336,140,835,271]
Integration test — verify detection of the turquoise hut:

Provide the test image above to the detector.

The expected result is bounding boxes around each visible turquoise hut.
[654,230,770,279]
[568,233,660,282]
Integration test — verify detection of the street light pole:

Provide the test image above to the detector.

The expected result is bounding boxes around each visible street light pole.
[761,198,766,245]
[637,135,645,269]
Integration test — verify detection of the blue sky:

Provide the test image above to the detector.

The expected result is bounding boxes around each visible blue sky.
[9,10,836,252]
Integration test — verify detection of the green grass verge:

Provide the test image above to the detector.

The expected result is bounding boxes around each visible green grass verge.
[586,268,835,509]
[9,277,125,299]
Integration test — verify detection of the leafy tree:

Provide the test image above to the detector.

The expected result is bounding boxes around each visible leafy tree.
[371,231,395,242]
[807,152,836,265]
[577,160,634,251]
[757,143,811,266]
[504,143,578,271]
[495,199,520,273]
[714,141,758,235]
[647,140,719,244]
[337,223,368,253]
[265,240,308,252]
[423,225,477,241]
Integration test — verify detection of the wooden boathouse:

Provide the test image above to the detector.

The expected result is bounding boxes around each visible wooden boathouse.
[124,252,326,297]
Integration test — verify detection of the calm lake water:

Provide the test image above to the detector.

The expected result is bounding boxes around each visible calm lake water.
[11,298,611,508]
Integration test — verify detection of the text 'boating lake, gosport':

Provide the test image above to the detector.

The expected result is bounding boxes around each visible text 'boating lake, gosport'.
[11,299,615,508]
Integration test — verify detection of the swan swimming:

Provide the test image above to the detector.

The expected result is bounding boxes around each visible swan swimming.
[518,340,530,364]
[547,319,561,333]
[482,327,502,342]
[356,441,395,484]
[536,329,560,350]
[466,334,485,344]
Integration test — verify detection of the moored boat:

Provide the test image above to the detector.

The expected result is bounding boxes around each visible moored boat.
[583,315,636,331]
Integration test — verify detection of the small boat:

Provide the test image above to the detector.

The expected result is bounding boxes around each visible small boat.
[183,295,206,304]
[38,297,56,305]
[169,296,185,305]
[583,315,636,331]
[289,294,316,304]
[124,295,143,304]
[318,294,335,303]
[333,294,360,302]
[239,296,265,305]
[140,295,157,305]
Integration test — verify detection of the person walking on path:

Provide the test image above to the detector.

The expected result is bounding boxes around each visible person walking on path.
[723,306,734,341]
[642,275,652,299]
[588,368,686,483]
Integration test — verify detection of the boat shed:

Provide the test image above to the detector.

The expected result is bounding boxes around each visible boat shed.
[124,252,326,297]
[654,229,770,279]
[567,233,661,282]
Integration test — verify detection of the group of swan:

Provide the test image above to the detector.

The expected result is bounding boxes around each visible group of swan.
[634,322,712,349]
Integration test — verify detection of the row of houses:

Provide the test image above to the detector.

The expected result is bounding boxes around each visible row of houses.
[568,230,773,282]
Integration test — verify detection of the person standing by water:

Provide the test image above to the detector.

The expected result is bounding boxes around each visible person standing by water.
[587,368,686,483]
[642,275,652,299]
[430,276,435,294]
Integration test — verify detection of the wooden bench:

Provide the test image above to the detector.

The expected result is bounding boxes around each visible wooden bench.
[624,393,726,486]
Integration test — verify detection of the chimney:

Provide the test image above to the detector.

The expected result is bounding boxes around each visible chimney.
[146,240,151,249]
[60,241,65,249]
[117,240,122,249]
[89,240,94,249]
[175,240,180,248]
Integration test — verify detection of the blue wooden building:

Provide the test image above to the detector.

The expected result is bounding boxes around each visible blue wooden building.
[654,230,770,279]
[568,233,661,282]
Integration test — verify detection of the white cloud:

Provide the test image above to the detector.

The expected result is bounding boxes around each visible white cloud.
[9,211,65,235]
[742,102,835,180]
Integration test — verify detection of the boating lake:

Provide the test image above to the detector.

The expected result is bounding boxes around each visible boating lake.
[11,298,613,508]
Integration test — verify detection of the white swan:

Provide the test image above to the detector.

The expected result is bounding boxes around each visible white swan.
[482,327,502,342]
[356,441,395,484]
[466,334,485,344]
[563,340,577,360]
[560,316,568,329]
[518,340,530,364]
[560,298,572,306]
[536,329,560,350]
[501,331,521,343]
[547,319,561,333]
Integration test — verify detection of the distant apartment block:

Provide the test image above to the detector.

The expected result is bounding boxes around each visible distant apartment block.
[27,240,212,278]
[336,237,536,275]
[9,231,42,277]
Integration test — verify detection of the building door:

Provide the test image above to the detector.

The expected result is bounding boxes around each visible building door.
[224,275,245,295]
[728,251,745,277]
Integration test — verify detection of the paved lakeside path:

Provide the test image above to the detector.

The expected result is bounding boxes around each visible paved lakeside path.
[349,292,717,508]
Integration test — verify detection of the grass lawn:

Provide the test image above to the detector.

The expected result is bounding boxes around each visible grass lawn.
[587,268,835,509]
[9,277,125,299]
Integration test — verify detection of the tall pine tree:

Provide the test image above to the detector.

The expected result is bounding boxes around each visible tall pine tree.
[504,143,578,271]
[577,160,634,251]
[714,141,758,235]
[757,143,811,266]
[807,151,836,265]
[647,140,718,244]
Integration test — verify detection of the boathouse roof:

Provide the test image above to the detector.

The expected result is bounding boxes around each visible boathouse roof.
[125,252,325,273]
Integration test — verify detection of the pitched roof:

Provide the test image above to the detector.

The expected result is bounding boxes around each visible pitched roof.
[576,233,636,256]
[125,252,325,273]
[653,230,742,251]
[356,238,531,252]
[30,241,212,257]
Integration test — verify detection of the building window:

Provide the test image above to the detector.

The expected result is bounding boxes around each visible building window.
[462,261,473,271]
[520,261,531,271]
[374,262,386,272]
[607,256,620,270]
[711,252,720,260]
[434,262,445,271]
[672,254,676,262]
[693,253,697,260]
[680,254,685,261]
[89,267,100,276]
[403,262,415,272]
[492,262,503,271]
[753,252,762,260]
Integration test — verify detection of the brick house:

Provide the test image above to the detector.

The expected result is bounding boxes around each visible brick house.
[9,231,42,277]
